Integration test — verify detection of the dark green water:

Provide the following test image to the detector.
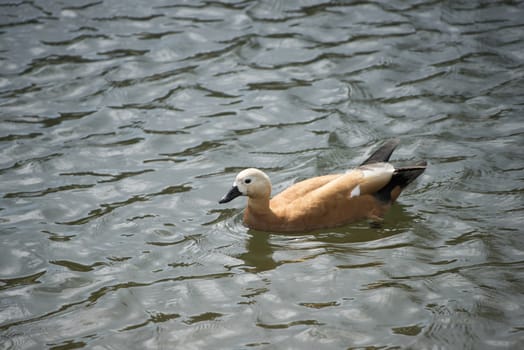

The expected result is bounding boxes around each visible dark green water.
[1,1,523,349]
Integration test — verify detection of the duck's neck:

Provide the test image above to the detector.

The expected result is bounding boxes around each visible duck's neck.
[244,197,276,231]
[247,197,272,215]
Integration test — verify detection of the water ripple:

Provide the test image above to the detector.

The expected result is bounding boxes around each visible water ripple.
[57,184,191,226]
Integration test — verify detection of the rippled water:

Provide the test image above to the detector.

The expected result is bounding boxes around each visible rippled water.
[1,1,523,349]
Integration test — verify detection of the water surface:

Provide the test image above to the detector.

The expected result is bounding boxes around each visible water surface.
[1,1,523,349]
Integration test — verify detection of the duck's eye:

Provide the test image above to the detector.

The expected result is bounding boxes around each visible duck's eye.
[244,178,252,184]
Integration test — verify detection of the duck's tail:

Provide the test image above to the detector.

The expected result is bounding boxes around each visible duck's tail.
[361,139,400,165]
[374,161,427,203]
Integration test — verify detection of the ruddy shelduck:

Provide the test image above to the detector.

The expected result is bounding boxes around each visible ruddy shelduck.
[219,140,426,232]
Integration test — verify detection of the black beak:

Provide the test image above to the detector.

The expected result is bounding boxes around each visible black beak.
[219,185,242,204]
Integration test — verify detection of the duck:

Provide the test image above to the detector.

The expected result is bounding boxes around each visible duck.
[219,139,426,233]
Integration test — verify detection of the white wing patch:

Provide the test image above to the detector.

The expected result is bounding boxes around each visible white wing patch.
[350,185,361,198]
[360,162,395,178]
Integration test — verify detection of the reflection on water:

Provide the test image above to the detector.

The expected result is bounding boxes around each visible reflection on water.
[1,0,523,349]
[240,232,278,273]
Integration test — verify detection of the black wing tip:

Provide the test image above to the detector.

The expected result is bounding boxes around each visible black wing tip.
[373,161,427,203]
[361,139,401,165]
[393,164,426,186]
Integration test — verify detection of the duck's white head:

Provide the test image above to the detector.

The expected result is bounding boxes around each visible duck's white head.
[219,168,271,203]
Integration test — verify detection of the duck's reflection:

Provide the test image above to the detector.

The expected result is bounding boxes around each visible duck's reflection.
[238,231,277,273]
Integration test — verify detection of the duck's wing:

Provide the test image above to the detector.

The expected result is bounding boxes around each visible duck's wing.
[275,163,396,229]
[319,162,396,200]
[271,139,400,208]
[283,163,394,212]
[325,161,426,205]
[271,174,341,208]
[273,163,396,210]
